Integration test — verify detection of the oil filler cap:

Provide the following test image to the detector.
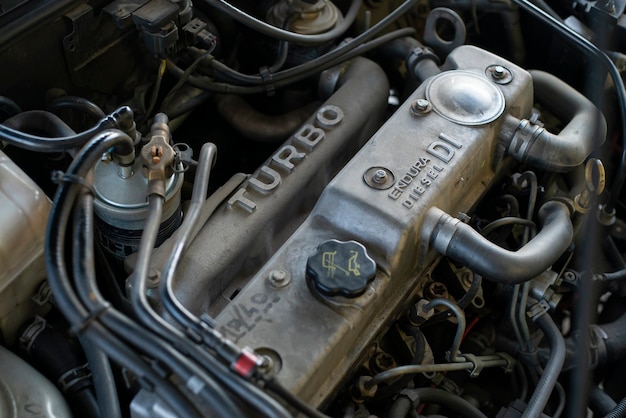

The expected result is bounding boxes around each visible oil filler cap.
[306,240,376,298]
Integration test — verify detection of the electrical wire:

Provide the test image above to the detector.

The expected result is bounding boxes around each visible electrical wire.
[203,0,362,46]
[0,106,133,152]
[480,217,536,236]
[166,26,417,94]
[48,96,106,122]
[44,129,202,418]
[143,59,167,121]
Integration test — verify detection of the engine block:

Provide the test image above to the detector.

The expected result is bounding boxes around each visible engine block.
[211,45,533,406]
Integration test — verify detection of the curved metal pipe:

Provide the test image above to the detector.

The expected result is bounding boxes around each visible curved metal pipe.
[503,70,606,172]
[426,200,573,284]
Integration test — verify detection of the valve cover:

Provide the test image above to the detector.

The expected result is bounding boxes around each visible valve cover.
[213,45,534,406]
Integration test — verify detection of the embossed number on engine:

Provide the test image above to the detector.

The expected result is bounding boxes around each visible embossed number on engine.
[219,293,281,344]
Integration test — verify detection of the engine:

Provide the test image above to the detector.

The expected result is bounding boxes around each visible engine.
[0,0,625,417]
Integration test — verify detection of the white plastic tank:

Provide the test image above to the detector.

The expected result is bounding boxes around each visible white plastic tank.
[0,149,51,343]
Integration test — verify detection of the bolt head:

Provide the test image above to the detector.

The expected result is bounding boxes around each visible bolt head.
[372,169,387,184]
[493,66,506,78]
[410,99,431,116]
[269,270,289,287]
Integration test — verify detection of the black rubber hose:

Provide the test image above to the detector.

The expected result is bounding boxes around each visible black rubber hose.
[605,396,626,418]
[590,386,617,416]
[213,94,321,142]
[598,311,626,364]
[21,322,100,418]
[510,0,626,212]
[501,70,606,172]
[0,96,21,119]
[3,110,76,137]
[0,106,133,152]
[380,36,441,82]
[402,388,488,418]
[73,192,243,417]
[168,28,416,93]
[48,96,106,121]
[79,336,121,418]
[45,129,200,418]
[522,314,566,418]
[389,395,413,418]
[426,201,573,284]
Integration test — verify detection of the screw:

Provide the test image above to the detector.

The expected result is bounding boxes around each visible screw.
[492,65,506,80]
[410,99,431,116]
[101,152,112,163]
[370,352,396,373]
[425,281,448,299]
[269,270,289,287]
[372,169,388,184]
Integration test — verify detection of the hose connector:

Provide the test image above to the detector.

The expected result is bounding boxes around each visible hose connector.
[141,114,175,197]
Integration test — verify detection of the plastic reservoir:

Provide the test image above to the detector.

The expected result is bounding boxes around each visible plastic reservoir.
[0,149,50,343]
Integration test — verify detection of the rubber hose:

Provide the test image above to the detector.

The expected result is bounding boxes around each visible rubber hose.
[427,201,573,284]
[522,314,565,418]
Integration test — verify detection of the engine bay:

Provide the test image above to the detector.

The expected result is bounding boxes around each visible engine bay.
[1,0,625,416]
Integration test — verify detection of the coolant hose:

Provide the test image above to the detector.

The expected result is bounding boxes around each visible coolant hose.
[426,201,573,284]
[522,314,566,418]
[502,70,606,172]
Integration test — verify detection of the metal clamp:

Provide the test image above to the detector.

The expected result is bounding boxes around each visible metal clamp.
[527,299,551,321]
[58,363,92,392]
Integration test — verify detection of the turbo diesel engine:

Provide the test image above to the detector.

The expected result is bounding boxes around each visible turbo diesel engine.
[0,0,625,417]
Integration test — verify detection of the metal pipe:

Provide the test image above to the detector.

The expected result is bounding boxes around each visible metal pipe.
[426,201,573,284]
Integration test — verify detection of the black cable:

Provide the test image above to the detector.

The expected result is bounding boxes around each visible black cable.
[523,314,565,418]
[74,192,244,417]
[48,96,106,121]
[167,27,416,94]
[164,91,212,119]
[480,217,537,236]
[45,129,201,418]
[0,106,134,152]
[203,0,362,46]
[510,0,626,214]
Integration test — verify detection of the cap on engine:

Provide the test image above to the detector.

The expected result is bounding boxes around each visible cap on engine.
[306,240,376,297]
